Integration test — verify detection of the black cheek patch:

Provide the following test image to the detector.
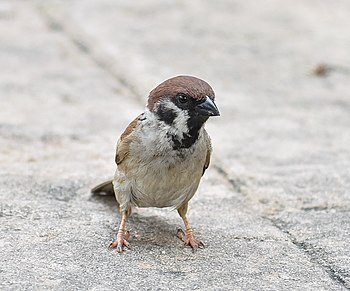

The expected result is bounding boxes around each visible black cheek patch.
[157,104,177,125]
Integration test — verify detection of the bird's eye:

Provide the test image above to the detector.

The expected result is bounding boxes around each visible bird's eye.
[178,94,188,103]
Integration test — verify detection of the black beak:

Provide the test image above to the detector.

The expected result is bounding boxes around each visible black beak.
[195,96,220,117]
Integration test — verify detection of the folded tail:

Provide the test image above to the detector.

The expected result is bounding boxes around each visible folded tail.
[91,180,114,195]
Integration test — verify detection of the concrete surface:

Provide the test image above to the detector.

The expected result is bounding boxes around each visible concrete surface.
[1,0,350,290]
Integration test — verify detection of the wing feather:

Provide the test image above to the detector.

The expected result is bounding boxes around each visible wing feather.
[115,115,141,165]
[202,131,212,176]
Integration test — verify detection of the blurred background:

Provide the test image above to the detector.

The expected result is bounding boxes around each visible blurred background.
[1,0,349,289]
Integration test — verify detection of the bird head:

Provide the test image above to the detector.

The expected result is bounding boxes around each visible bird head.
[147,75,220,128]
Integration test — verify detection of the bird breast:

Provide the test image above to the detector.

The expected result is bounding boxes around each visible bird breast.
[114,111,208,209]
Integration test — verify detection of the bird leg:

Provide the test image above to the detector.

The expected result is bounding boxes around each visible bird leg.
[110,207,131,252]
[177,203,204,252]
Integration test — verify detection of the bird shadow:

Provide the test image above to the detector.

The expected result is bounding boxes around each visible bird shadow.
[89,191,118,211]
[90,192,182,249]
[127,213,180,248]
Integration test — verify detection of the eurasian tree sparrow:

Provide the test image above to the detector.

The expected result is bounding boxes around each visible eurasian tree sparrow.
[92,76,220,252]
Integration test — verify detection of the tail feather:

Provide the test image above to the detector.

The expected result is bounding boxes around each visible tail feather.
[91,180,114,195]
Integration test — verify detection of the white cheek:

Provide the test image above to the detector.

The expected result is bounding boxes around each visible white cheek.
[173,110,189,134]
[138,109,173,153]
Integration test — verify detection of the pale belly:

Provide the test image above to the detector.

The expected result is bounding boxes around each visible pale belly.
[130,157,203,208]
[114,148,206,210]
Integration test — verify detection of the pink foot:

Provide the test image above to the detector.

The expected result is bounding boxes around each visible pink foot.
[177,229,204,252]
[109,231,131,253]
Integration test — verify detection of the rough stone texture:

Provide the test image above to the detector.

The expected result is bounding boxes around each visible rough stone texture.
[1,0,349,290]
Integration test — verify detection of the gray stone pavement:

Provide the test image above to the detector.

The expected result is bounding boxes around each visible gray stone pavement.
[1,0,350,290]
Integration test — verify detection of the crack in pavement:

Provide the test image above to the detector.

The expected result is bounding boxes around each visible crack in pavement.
[268,217,349,290]
[36,4,144,105]
[212,165,350,289]
[300,205,350,212]
[212,164,248,195]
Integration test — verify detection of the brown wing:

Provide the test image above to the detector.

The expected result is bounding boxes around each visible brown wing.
[115,115,141,165]
[91,116,142,195]
[202,131,212,176]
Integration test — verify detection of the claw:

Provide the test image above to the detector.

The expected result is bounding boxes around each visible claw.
[109,231,131,252]
[124,230,130,241]
[116,245,123,253]
[177,228,204,252]
[176,228,185,240]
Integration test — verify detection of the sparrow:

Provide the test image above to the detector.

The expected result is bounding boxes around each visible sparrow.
[91,75,220,252]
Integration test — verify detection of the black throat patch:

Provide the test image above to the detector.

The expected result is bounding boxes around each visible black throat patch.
[170,114,208,150]
[156,102,208,150]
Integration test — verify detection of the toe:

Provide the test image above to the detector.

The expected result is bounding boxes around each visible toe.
[187,238,205,252]
[109,230,132,252]
[109,241,118,249]
[123,239,130,249]
[176,228,186,241]
[116,245,123,253]
[124,230,131,241]
[198,240,205,248]
[176,229,204,252]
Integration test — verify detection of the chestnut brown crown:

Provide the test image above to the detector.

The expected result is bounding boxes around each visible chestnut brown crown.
[147,76,215,111]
